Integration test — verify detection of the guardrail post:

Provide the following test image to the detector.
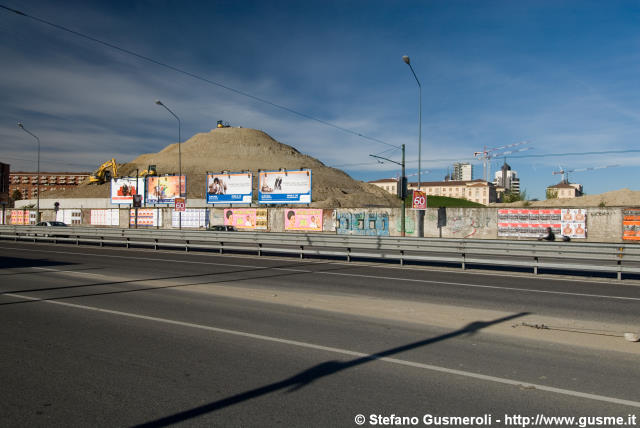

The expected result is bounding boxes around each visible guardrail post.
[258,243,262,257]
[347,247,351,262]
[300,245,304,259]
[76,235,79,246]
[400,250,404,266]
[617,260,622,281]
[185,240,189,253]
[461,253,466,270]
[100,236,104,247]
[126,237,130,249]
[219,242,223,254]
[154,239,158,250]
[534,257,538,275]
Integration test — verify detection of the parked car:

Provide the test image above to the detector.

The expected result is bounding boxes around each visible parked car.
[36,221,68,227]
[34,221,69,237]
[209,225,236,232]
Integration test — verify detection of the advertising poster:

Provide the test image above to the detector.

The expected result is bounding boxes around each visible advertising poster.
[10,210,30,225]
[223,208,267,230]
[172,208,208,228]
[622,208,640,241]
[129,208,162,227]
[111,178,145,204]
[258,169,311,204]
[146,176,186,204]
[498,208,586,238]
[90,209,120,226]
[206,172,252,204]
[284,209,323,231]
[57,209,82,225]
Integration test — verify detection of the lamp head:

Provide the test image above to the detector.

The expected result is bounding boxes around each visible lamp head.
[402,55,410,65]
[17,122,24,129]
[155,100,163,106]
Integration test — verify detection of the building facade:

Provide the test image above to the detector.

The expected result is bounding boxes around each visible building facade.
[493,161,520,195]
[368,178,398,195]
[9,171,90,200]
[546,182,583,199]
[408,179,497,205]
[452,162,473,181]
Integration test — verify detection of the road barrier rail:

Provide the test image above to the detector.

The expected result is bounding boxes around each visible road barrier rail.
[1,225,639,280]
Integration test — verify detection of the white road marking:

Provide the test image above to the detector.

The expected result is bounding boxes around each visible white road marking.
[5,291,640,409]
[2,246,639,302]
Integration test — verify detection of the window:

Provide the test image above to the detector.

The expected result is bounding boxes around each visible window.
[358,218,364,229]
[369,220,376,229]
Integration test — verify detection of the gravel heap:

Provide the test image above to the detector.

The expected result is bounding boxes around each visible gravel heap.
[492,188,640,208]
[42,127,401,208]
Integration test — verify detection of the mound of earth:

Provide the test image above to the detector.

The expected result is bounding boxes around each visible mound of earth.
[42,127,401,208]
[493,188,640,208]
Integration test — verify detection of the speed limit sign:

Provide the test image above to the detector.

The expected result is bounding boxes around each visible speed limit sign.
[412,190,426,210]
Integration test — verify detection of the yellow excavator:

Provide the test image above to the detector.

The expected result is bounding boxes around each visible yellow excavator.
[137,165,157,177]
[216,120,230,128]
[88,158,118,184]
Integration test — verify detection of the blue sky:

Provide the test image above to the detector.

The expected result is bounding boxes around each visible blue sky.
[1,0,639,200]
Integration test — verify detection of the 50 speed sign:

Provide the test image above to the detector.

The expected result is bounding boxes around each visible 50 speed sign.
[412,190,426,210]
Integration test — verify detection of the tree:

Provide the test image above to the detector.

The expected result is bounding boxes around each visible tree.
[10,189,22,201]
[546,189,558,200]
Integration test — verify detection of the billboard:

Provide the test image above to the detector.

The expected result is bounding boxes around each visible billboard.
[206,172,252,204]
[622,208,640,241]
[284,209,323,231]
[258,169,311,204]
[147,176,186,204]
[497,208,586,239]
[111,178,145,204]
[223,208,267,230]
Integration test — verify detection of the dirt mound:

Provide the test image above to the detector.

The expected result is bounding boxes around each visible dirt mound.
[493,188,640,208]
[42,127,400,208]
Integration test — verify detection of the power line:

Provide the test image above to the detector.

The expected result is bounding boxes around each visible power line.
[0,4,399,149]
[330,148,640,169]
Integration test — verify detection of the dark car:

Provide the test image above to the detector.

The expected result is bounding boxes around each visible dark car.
[209,225,236,232]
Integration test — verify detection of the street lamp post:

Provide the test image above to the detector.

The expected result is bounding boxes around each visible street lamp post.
[402,55,423,237]
[155,100,183,230]
[17,122,41,223]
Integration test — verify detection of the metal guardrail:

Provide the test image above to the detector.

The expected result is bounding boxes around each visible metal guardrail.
[1,225,639,280]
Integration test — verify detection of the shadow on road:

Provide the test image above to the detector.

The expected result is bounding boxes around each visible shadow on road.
[0,258,364,305]
[132,312,529,428]
[0,256,76,271]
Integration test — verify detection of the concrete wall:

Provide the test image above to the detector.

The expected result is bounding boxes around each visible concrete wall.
[9,198,637,243]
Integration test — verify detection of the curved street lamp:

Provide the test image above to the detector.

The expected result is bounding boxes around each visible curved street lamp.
[402,55,422,190]
[155,100,183,229]
[17,122,41,223]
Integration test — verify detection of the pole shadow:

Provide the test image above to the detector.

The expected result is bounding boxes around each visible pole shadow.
[132,312,529,427]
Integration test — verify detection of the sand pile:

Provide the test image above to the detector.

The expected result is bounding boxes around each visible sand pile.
[42,127,401,208]
[493,188,640,208]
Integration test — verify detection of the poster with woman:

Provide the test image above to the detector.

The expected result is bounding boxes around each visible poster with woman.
[284,209,323,231]
[207,173,252,204]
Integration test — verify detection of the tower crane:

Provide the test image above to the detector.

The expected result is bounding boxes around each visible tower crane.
[474,141,531,182]
[552,164,620,184]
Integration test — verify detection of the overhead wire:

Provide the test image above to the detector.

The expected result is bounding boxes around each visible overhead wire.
[0,4,399,149]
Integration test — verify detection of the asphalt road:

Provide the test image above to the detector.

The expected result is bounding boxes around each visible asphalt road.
[1,241,639,427]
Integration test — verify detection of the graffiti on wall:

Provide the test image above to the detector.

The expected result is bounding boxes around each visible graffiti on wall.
[449,214,492,238]
[337,212,390,236]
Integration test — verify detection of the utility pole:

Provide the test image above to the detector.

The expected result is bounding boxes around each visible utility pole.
[371,144,406,237]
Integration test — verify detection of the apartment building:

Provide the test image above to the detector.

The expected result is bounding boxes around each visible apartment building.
[9,171,90,200]
[409,179,497,205]
[546,182,583,199]
[368,178,398,195]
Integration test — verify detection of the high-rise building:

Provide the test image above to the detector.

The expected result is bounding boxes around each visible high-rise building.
[452,162,472,181]
[493,161,520,194]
